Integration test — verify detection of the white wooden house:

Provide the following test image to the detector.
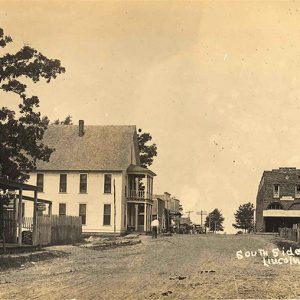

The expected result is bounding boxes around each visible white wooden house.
[24,120,155,234]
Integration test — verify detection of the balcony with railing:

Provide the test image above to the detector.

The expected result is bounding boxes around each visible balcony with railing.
[127,189,152,200]
[126,164,156,201]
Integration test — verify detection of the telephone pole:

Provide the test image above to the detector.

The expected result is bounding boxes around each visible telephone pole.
[196,210,207,226]
[185,211,194,219]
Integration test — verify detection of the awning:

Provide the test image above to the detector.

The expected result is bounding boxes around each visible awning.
[16,194,52,204]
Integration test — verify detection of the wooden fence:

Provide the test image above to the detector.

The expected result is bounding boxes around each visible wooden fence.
[278,227,300,243]
[3,211,16,243]
[22,215,82,246]
[50,215,82,245]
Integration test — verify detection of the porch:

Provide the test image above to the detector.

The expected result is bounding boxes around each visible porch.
[125,164,156,233]
[0,177,52,252]
[126,202,153,233]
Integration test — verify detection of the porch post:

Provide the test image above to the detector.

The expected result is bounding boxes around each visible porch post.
[151,177,153,197]
[17,189,23,246]
[135,204,138,231]
[32,190,38,246]
[125,202,128,231]
[13,195,18,244]
[145,174,148,199]
[144,203,147,232]
[126,175,129,198]
[135,178,139,197]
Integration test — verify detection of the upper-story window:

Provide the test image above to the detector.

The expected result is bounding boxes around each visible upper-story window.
[296,185,300,198]
[267,202,283,210]
[104,174,112,194]
[273,184,280,198]
[59,174,67,193]
[80,174,87,193]
[36,173,44,192]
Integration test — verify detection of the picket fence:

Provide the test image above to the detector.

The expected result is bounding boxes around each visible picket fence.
[278,227,300,243]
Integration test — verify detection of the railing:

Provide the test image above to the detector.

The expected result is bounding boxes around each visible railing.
[127,190,151,199]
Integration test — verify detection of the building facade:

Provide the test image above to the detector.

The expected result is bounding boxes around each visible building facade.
[24,121,155,234]
[256,167,300,232]
[152,192,181,232]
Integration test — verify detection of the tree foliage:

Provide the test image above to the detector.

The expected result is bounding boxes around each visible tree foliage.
[53,115,73,125]
[137,128,157,168]
[232,202,255,233]
[0,28,65,181]
[204,208,224,232]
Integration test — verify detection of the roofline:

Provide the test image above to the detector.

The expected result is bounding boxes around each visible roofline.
[31,169,124,173]
[127,169,156,176]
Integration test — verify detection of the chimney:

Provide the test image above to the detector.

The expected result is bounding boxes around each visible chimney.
[79,120,84,137]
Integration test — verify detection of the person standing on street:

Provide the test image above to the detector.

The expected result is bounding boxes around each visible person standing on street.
[151,219,159,239]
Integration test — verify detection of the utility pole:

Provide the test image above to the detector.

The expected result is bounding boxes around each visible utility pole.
[196,210,207,226]
[185,211,194,219]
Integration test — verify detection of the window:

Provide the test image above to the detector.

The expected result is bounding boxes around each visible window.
[104,174,112,193]
[79,204,87,225]
[273,184,280,198]
[103,204,111,225]
[36,173,44,192]
[59,174,67,193]
[79,174,87,193]
[267,202,283,210]
[296,185,300,198]
[59,203,66,216]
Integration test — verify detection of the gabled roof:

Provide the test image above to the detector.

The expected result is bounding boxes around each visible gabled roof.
[36,125,140,171]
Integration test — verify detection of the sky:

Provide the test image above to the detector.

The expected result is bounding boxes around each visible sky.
[1,1,300,232]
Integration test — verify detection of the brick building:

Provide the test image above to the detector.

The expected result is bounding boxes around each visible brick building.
[256,167,300,232]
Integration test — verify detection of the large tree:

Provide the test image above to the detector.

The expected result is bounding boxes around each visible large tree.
[205,208,224,233]
[0,28,65,181]
[137,128,157,168]
[232,202,255,233]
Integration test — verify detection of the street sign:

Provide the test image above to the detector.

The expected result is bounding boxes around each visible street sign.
[36,203,46,211]
[4,199,14,211]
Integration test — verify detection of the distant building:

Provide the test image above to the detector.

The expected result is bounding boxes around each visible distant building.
[24,121,156,234]
[151,196,166,232]
[152,192,182,232]
[256,167,300,232]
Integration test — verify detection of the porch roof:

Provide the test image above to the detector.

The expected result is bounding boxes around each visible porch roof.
[127,164,156,177]
[0,177,39,191]
[16,194,52,205]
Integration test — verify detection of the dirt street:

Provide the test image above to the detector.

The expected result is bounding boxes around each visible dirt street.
[1,234,300,299]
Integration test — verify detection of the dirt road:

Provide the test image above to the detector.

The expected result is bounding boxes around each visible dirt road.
[1,234,300,299]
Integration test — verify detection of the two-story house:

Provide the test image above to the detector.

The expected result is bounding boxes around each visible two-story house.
[256,167,300,232]
[24,120,155,234]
